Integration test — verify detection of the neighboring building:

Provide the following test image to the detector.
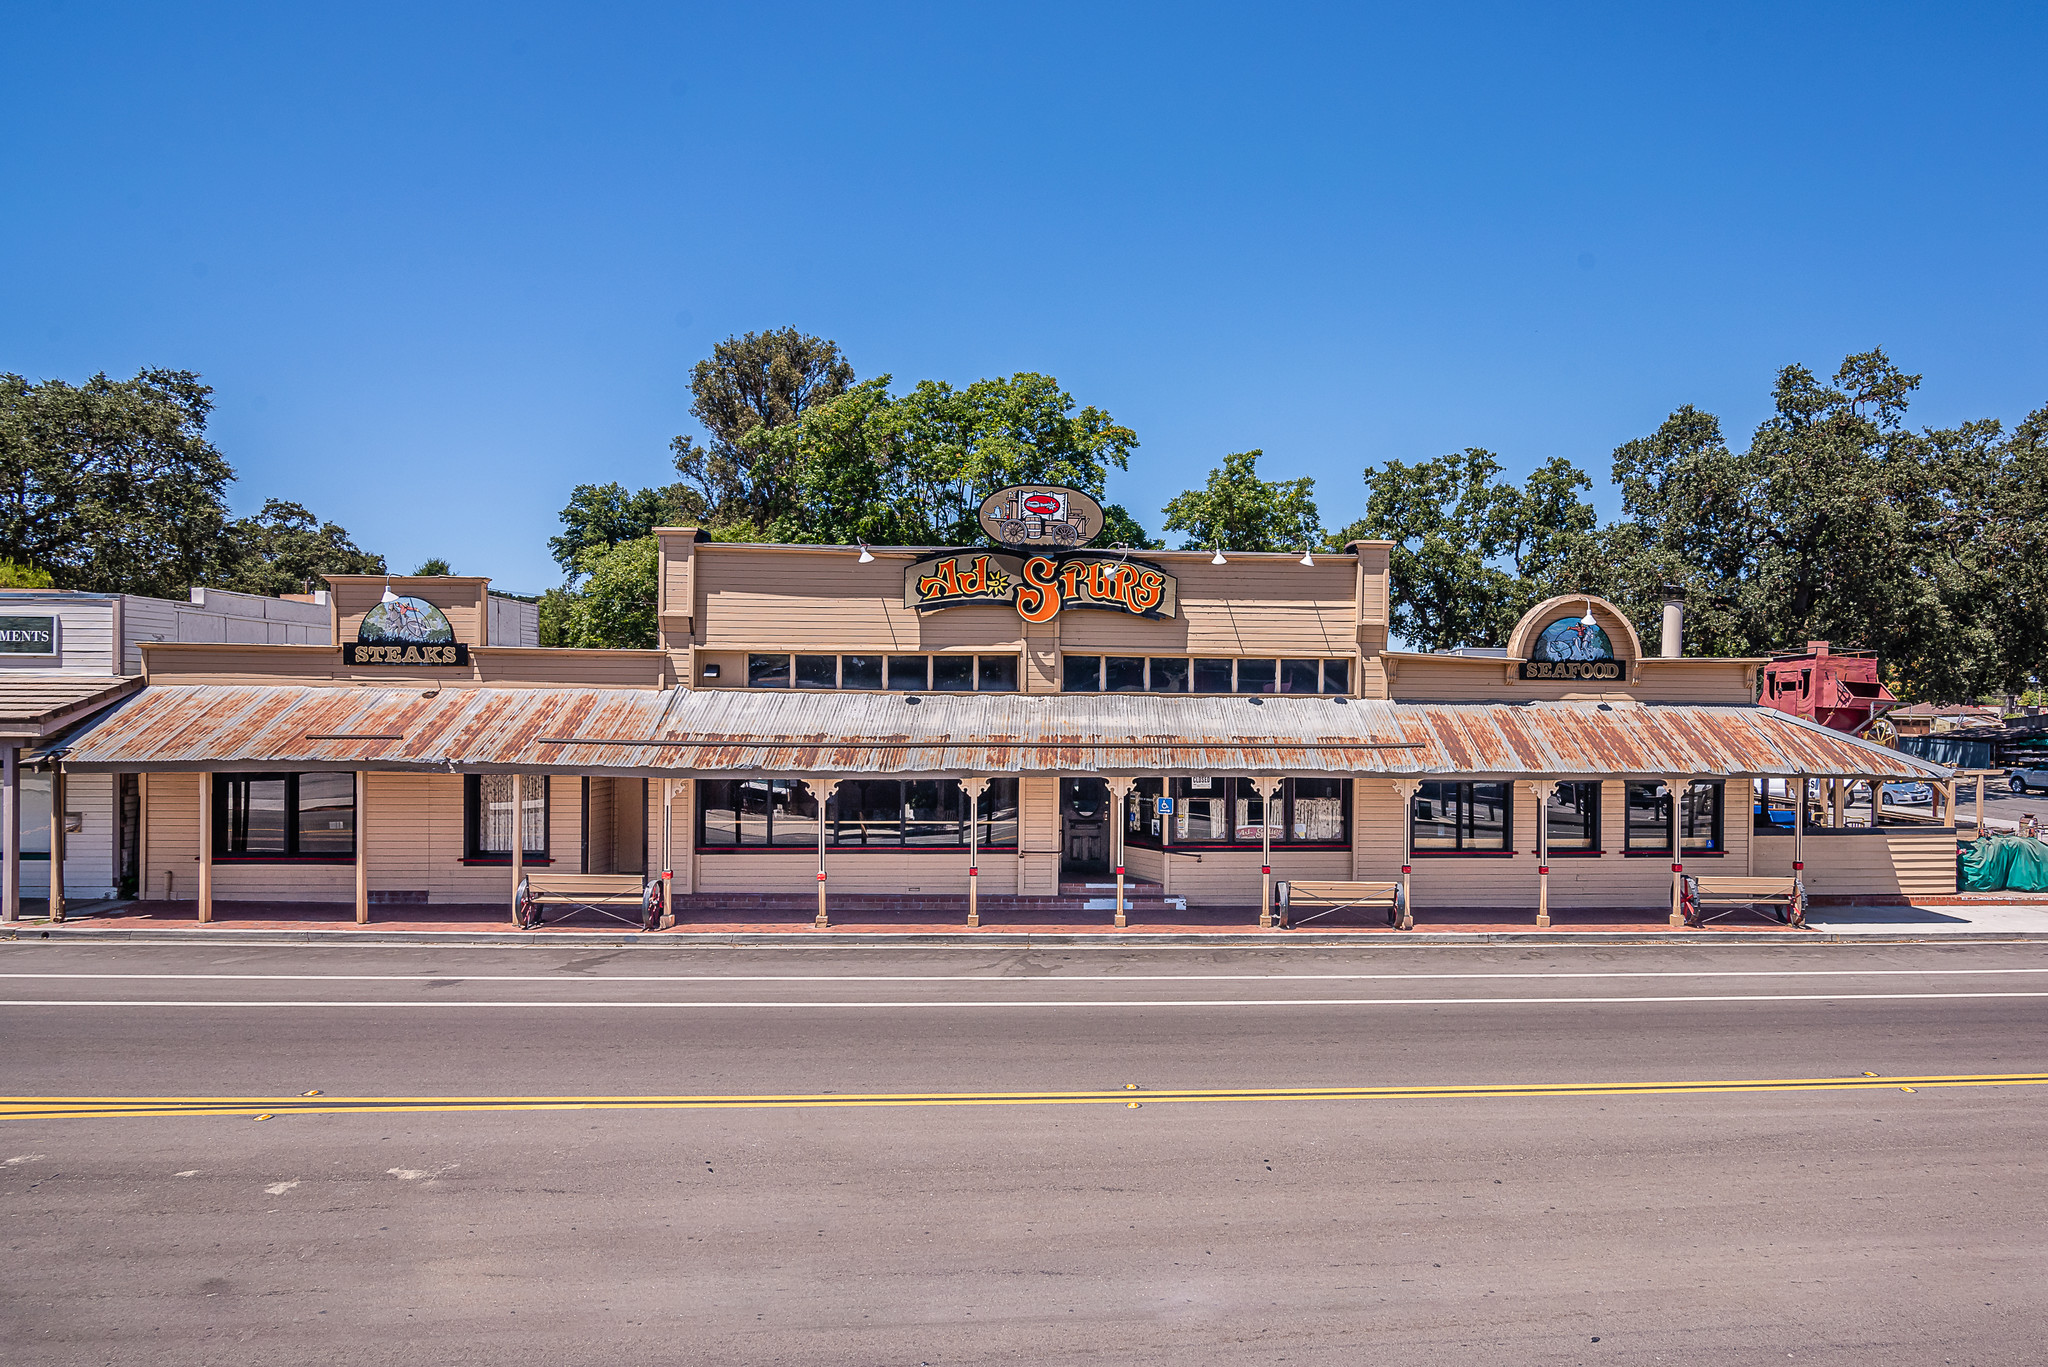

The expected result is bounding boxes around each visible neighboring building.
[39,505,1956,924]
[1890,702,2004,737]
[0,585,539,913]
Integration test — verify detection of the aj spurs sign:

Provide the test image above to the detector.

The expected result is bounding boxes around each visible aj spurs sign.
[909,485,1178,620]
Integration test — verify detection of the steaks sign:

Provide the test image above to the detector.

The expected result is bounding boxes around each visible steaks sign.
[906,551,1178,621]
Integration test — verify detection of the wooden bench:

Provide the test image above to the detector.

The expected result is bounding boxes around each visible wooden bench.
[1680,875,1807,929]
[1275,880,1411,930]
[514,873,663,931]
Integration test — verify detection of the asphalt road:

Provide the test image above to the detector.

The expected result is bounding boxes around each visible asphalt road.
[4,939,2046,1366]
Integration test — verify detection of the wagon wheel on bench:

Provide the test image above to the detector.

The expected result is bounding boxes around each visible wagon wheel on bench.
[641,879,664,933]
[514,875,542,930]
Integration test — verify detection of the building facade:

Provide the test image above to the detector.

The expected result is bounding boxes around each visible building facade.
[39,522,1957,925]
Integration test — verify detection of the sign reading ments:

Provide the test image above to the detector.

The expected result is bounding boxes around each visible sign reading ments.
[344,596,470,666]
[0,615,57,654]
[1518,616,1621,681]
[978,485,1106,550]
[906,552,1178,621]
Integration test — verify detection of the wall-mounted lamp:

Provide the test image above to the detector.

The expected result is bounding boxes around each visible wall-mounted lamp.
[1579,598,1598,628]
[380,580,399,604]
[1211,547,1227,566]
[1299,547,1315,567]
[857,544,875,564]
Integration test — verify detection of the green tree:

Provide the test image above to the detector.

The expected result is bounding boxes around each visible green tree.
[0,558,54,588]
[1326,449,1596,651]
[761,372,1143,547]
[0,368,236,597]
[548,480,702,578]
[412,557,453,576]
[1162,450,1321,553]
[565,537,659,649]
[671,328,855,528]
[215,498,385,596]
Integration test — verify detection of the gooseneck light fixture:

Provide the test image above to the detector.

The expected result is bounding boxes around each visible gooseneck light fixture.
[857,543,875,564]
[380,579,399,604]
[1299,546,1315,567]
[1211,546,1228,566]
[1579,598,1598,628]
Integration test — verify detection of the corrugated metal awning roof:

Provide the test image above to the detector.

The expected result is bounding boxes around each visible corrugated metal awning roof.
[0,672,141,740]
[42,683,1951,780]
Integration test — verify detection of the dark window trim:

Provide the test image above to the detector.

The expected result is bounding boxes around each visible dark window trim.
[211,772,358,863]
[463,773,551,861]
[1622,778,1725,854]
[1122,778,1353,851]
[1544,779,1602,853]
[1409,780,1514,854]
[695,777,1019,851]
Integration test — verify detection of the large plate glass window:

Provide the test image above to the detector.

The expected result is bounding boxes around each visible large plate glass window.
[931,655,974,691]
[975,655,1018,692]
[1625,781,1671,851]
[1547,782,1600,851]
[7,773,52,858]
[748,653,791,687]
[1680,781,1723,851]
[213,773,358,861]
[465,774,548,861]
[701,779,1019,851]
[1411,781,1510,852]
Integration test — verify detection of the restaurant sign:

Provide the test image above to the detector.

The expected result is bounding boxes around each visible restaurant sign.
[343,595,470,666]
[906,551,1178,621]
[1518,615,1621,680]
[0,615,57,654]
[978,485,1105,550]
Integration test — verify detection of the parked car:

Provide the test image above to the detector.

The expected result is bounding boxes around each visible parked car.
[2011,766,2048,795]
[1880,782,1932,805]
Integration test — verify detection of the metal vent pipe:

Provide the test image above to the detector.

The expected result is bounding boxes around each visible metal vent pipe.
[1660,585,1686,659]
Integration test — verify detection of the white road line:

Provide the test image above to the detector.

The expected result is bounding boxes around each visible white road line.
[5,967,2048,984]
[3,992,2047,1008]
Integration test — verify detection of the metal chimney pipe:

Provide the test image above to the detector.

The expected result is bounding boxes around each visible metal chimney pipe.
[1660,585,1685,659]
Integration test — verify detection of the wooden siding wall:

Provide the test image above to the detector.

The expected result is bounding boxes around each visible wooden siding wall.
[0,596,114,673]
[142,771,586,907]
[1386,658,1754,705]
[1019,777,1059,894]
[12,772,118,899]
[585,777,616,874]
[138,644,674,689]
[330,577,489,647]
[1754,828,1958,899]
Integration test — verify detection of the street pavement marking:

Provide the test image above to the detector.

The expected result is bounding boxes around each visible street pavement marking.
[8,967,2048,984]
[5,991,2048,1008]
[5,1072,2046,1121]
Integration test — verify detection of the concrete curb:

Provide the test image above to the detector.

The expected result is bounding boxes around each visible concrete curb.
[5,924,2046,948]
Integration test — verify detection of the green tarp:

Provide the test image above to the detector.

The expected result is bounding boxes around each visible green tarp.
[1959,834,2048,893]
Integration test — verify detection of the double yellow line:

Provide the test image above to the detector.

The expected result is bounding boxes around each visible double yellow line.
[5,1072,2046,1121]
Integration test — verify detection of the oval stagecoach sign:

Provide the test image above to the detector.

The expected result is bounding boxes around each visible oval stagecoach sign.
[977,485,1105,549]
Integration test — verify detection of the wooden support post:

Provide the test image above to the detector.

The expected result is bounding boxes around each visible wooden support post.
[962,777,990,928]
[509,773,524,925]
[354,771,369,924]
[1830,776,1845,828]
[197,770,213,924]
[1,744,18,924]
[48,765,65,924]
[1529,779,1556,928]
[1975,773,1986,839]
[1792,772,1806,892]
[1105,777,1135,928]
[1253,776,1281,929]
[660,778,675,929]
[1393,779,1421,925]
[1667,775,1686,927]
[809,778,839,929]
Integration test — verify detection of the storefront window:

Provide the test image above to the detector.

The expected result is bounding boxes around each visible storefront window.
[976,656,1018,692]
[1064,655,1101,691]
[698,778,1018,850]
[1322,658,1350,694]
[795,654,838,688]
[1148,658,1189,693]
[1129,777,1165,840]
[842,655,884,689]
[932,655,974,691]
[1280,659,1319,693]
[1236,659,1277,694]
[1121,778,1351,849]
[465,774,547,860]
[1105,656,1146,692]
[1682,782,1723,852]
[1546,782,1600,852]
[1173,776,1230,840]
[748,654,790,687]
[215,773,358,861]
[1625,781,1669,850]
[887,655,929,690]
[4,772,52,858]
[1291,777,1347,841]
[1193,659,1234,693]
[1622,781,1718,851]
[1412,781,1510,853]
[1233,778,1274,840]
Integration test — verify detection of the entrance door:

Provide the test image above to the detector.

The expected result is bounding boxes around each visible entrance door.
[1061,778,1112,876]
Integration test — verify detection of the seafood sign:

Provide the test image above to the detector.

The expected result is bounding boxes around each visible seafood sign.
[906,552,1178,621]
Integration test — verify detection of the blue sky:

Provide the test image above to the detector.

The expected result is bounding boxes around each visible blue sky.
[5,2,2044,594]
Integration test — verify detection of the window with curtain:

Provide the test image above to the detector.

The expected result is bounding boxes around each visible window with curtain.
[214,773,357,860]
[1411,781,1510,852]
[464,774,548,860]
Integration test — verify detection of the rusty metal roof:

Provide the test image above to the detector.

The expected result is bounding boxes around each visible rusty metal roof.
[43,683,1950,780]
